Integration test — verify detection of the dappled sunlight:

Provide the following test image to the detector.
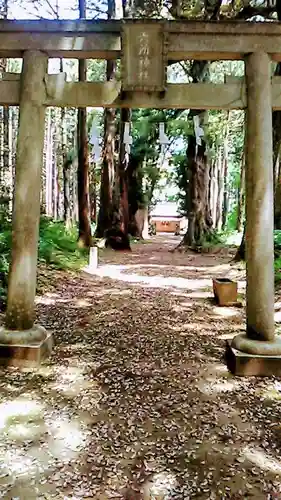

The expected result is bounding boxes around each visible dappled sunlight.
[170,321,212,334]
[48,416,87,455]
[85,263,213,290]
[185,290,211,299]
[198,378,241,395]
[35,293,69,305]
[142,471,178,498]
[36,294,94,309]
[0,398,44,431]
[87,288,132,297]
[258,381,281,401]
[170,321,196,332]
[6,419,46,442]
[218,331,240,340]
[197,362,243,394]
[73,297,92,308]
[99,308,120,317]
[212,305,243,318]
[172,301,193,312]
[61,342,89,351]
[35,291,61,305]
[47,366,93,398]
[36,366,54,378]
[242,447,281,474]
[206,363,231,377]
[2,235,279,497]
[0,448,42,478]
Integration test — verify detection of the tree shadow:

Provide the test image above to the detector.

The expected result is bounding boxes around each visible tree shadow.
[0,244,281,498]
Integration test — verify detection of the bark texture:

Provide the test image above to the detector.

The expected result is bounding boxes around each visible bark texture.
[77,0,92,247]
[118,108,130,235]
[184,135,212,247]
[96,0,117,238]
[96,99,116,237]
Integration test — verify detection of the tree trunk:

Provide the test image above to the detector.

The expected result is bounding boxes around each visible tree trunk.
[52,120,58,219]
[11,106,18,187]
[273,3,281,227]
[216,150,224,230]
[127,155,142,238]
[135,207,149,239]
[0,0,9,218]
[234,225,245,261]
[96,100,116,237]
[63,158,71,228]
[184,134,212,247]
[96,0,117,238]
[89,158,97,223]
[3,105,9,173]
[60,100,72,227]
[209,159,217,228]
[118,108,130,235]
[77,0,92,247]
[222,110,230,230]
[237,150,245,232]
[46,109,53,217]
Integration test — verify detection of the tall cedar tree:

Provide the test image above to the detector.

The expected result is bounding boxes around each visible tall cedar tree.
[77,0,92,247]
[95,0,117,238]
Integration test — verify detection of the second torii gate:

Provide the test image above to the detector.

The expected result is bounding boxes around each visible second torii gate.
[0,19,280,374]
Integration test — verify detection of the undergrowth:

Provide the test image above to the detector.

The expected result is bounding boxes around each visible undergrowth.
[0,217,88,305]
[274,231,281,283]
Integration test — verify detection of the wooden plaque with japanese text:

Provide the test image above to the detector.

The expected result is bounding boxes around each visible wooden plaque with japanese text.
[121,23,167,92]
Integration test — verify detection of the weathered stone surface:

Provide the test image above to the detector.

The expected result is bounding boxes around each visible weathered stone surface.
[231,333,281,356]
[3,20,281,61]
[0,324,47,345]
[0,325,53,367]
[245,51,274,341]
[226,341,281,377]
[5,51,47,331]
[121,23,166,91]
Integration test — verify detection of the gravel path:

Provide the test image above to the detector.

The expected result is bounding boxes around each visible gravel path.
[0,235,281,499]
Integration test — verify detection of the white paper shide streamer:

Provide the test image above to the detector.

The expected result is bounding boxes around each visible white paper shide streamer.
[89,121,101,162]
[159,122,169,156]
[123,122,132,154]
[193,115,204,146]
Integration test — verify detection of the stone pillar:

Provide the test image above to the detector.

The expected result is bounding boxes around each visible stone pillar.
[0,51,53,366]
[245,51,275,341]
[228,52,281,374]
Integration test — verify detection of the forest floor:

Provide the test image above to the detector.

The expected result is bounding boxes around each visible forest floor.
[1,234,281,499]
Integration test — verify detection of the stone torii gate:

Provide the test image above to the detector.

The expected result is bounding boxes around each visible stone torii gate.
[0,19,280,374]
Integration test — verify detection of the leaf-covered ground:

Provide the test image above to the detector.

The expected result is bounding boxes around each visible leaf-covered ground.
[1,235,281,499]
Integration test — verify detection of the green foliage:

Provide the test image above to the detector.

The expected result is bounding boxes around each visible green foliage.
[173,151,189,216]
[0,220,11,305]
[129,109,164,209]
[129,108,189,210]
[274,257,281,283]
[274,230,281,251]
[274,232,281,282]
[0,218,88,305]
[38,217,88,270]
[226,204,240,231]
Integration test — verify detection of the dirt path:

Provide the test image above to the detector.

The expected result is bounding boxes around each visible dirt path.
[1,235,281,499]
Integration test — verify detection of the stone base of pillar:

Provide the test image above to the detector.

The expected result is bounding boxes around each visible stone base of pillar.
[226,341,281,376]
[0,324,53,367]
[232,333,281,355]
